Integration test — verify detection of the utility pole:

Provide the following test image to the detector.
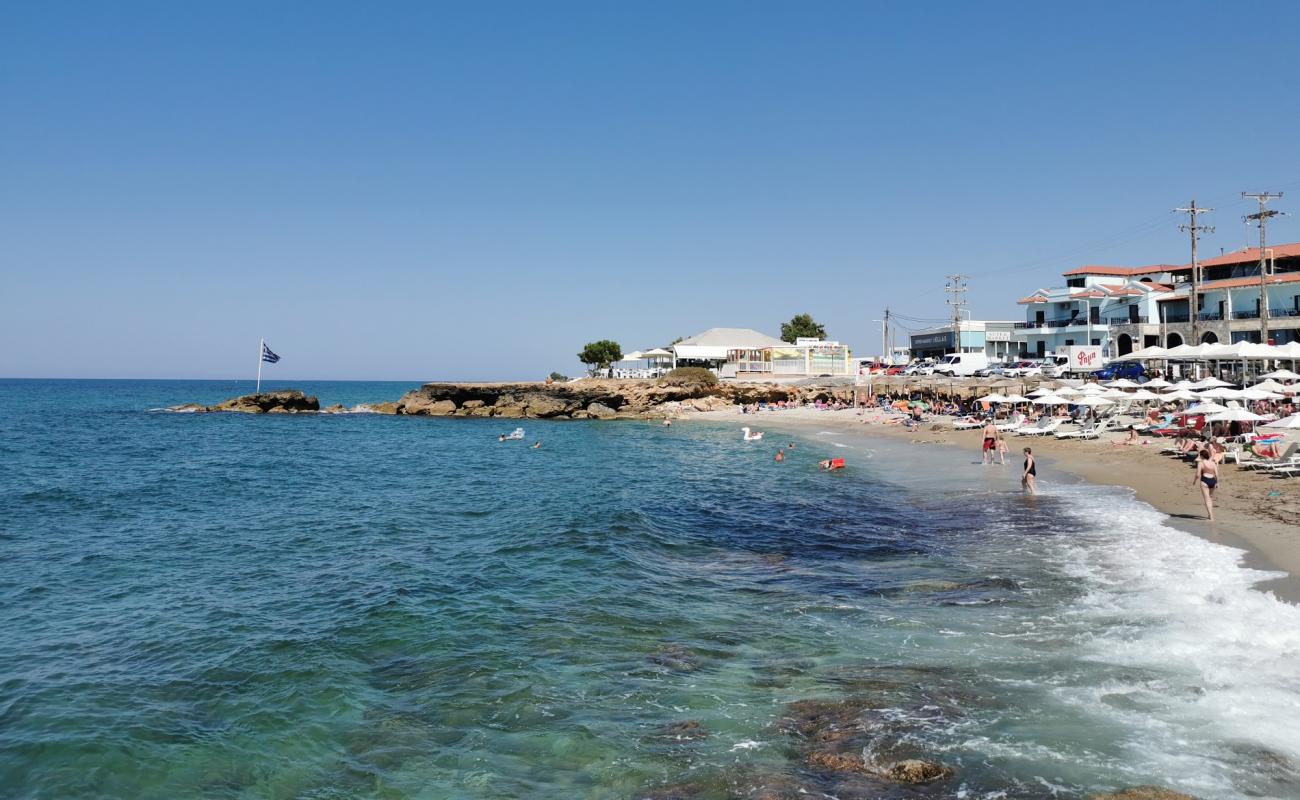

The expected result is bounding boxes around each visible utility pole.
[1175,200,1213,347]
[945,275,968,354]
[1243,192,1284,343]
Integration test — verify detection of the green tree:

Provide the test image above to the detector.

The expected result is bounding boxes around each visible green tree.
[548,371,569,382]
[577,340,623,374]
[780,313,827,343]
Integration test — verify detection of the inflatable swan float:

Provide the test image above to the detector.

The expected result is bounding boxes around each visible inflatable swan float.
[741,426,764,441]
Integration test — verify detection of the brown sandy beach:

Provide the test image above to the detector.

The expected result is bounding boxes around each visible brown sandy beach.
[692,405,1300,602]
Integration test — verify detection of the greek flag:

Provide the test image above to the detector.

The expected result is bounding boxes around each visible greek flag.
[261,343,281,364]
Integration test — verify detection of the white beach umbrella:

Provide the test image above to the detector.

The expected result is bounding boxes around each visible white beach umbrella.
[1003,394,1032,403]
[1253,378,1295,394]
[1237,388,1282,401]
[1261,369,1300,381]
[1206,408,1271,423]
[1271,342,1300,358]
[1185,401,1228,414]
[1054,386,1083,396]
[977,393,1009,403]
[1142,378,1173,389]
[1104,378,1141,388]
[1262,413,1300,429]
[1128,389,1162,401]
[1072,395,1114,407]
[1195,387,1243,399]
[1159,389,1199,402]
[1118,345,1168,361]
[1076,384,1106,394]
[1032,394,1069,405]
[1027,387,1056,397]
[1192,377,1233,389]
[1164,343,1207,359]
[1171,380,1197,389]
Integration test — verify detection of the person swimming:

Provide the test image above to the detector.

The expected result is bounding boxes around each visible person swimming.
[532,441,541,449]
[498,435,506,442]
[775,449,784,462]
[819,457,844,471]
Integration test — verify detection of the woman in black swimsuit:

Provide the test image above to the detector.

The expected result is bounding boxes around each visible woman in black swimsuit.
[1022,447,1037,494]
[1194,448,1218,521]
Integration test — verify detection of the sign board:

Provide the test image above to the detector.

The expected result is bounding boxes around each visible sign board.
[985,330,1011,342]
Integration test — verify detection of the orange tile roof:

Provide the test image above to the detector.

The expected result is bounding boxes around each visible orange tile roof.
[1070,290,1105,299]
[1197,271,1300,291]
[1142,283,1173,292]
[1017,296,1049,304]
[1062,263,1187,277]
[1196,243,1300,268]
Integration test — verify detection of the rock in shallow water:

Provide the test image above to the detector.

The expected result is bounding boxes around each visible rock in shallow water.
[1086,788,1199,800]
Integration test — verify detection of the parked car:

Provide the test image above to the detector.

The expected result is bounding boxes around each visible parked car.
[903,361,936,376]
[1003,360,1042,377]
[1094,361,1147,381]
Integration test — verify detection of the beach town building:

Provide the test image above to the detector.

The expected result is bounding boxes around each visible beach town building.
[1016,264,1187,358]
[1011,244,1300,357]
[670,327,854,379]
[1135,245,1300,350]
[908,320,1021,362]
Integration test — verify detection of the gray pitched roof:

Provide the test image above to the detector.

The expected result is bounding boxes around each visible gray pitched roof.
[676,327,788,349]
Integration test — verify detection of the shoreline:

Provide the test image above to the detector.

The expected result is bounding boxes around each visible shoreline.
[687,406,1300,603]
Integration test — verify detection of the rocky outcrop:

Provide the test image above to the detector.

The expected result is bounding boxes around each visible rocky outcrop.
[388,379,824,420]
[176,390,320,414]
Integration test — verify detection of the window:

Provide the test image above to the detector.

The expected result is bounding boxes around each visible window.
[1066,278,1085,288]
[1089,306,1100,324]
[1091,338,1101,346]
[1064,339,1075,346]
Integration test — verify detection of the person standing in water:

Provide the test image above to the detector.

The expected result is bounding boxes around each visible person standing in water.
[1021,447,1037,494]
[981,419,998,465]
[1194,448,1218,521]
[774,449,784,462]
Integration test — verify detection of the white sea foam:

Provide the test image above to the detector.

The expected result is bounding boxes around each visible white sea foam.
[1047,483,1300,797]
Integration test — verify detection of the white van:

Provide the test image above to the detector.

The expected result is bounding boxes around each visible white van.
[933,352,990,377]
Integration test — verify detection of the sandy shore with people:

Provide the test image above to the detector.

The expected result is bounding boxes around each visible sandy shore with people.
[691,405,1300,601]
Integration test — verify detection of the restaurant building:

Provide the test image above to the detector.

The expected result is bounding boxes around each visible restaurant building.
[909,320,1021,362]
[670,327,854,378]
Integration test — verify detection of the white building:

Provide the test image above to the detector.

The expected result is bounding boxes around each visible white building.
[671,327,854,378]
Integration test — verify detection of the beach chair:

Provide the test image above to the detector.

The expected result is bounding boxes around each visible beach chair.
[1243,442,1298,471]
[1055,422,1097,440]
[995,416,1026,433]
[1017,418,1063,437]
[952,417,984,430]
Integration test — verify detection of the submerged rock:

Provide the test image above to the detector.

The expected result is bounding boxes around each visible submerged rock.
[805,751,953,785]
[654,720,708,741]
[771,696,875,742]
[648,644,702,673]
[1086,788,1199,800]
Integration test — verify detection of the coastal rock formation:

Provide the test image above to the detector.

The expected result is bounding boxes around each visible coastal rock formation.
[1086,789,1199,800]
[389,379,816,420]
[175,390,320,414]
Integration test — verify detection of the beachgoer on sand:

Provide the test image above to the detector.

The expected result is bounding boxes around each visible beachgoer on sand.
[1021,448,1037,494]
[1194,448,1218,522]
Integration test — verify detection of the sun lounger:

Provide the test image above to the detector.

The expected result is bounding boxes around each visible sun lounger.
[995,418,1026,433]
[1017,418,1063,437]
[1244,443,1298,471]
[1056,422,1101,440]
[951,417,984,430]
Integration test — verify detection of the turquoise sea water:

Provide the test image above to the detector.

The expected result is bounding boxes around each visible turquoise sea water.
[3,379,1299,800]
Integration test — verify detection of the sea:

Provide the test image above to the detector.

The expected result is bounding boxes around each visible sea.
[2,379,1299,800]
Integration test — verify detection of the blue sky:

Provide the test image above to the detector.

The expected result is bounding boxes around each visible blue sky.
[3,1,1298,380]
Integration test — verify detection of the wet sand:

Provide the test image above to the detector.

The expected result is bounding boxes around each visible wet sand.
[691,406,1300,602]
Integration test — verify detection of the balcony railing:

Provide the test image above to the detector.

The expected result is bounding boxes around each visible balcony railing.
[1015,318,1099,329]
[1232,310,1261,320]
[1162,314,1190,323]
[1104,316,1149,325]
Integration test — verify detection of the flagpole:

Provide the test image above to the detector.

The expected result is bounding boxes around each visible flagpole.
[257,337,264,393]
